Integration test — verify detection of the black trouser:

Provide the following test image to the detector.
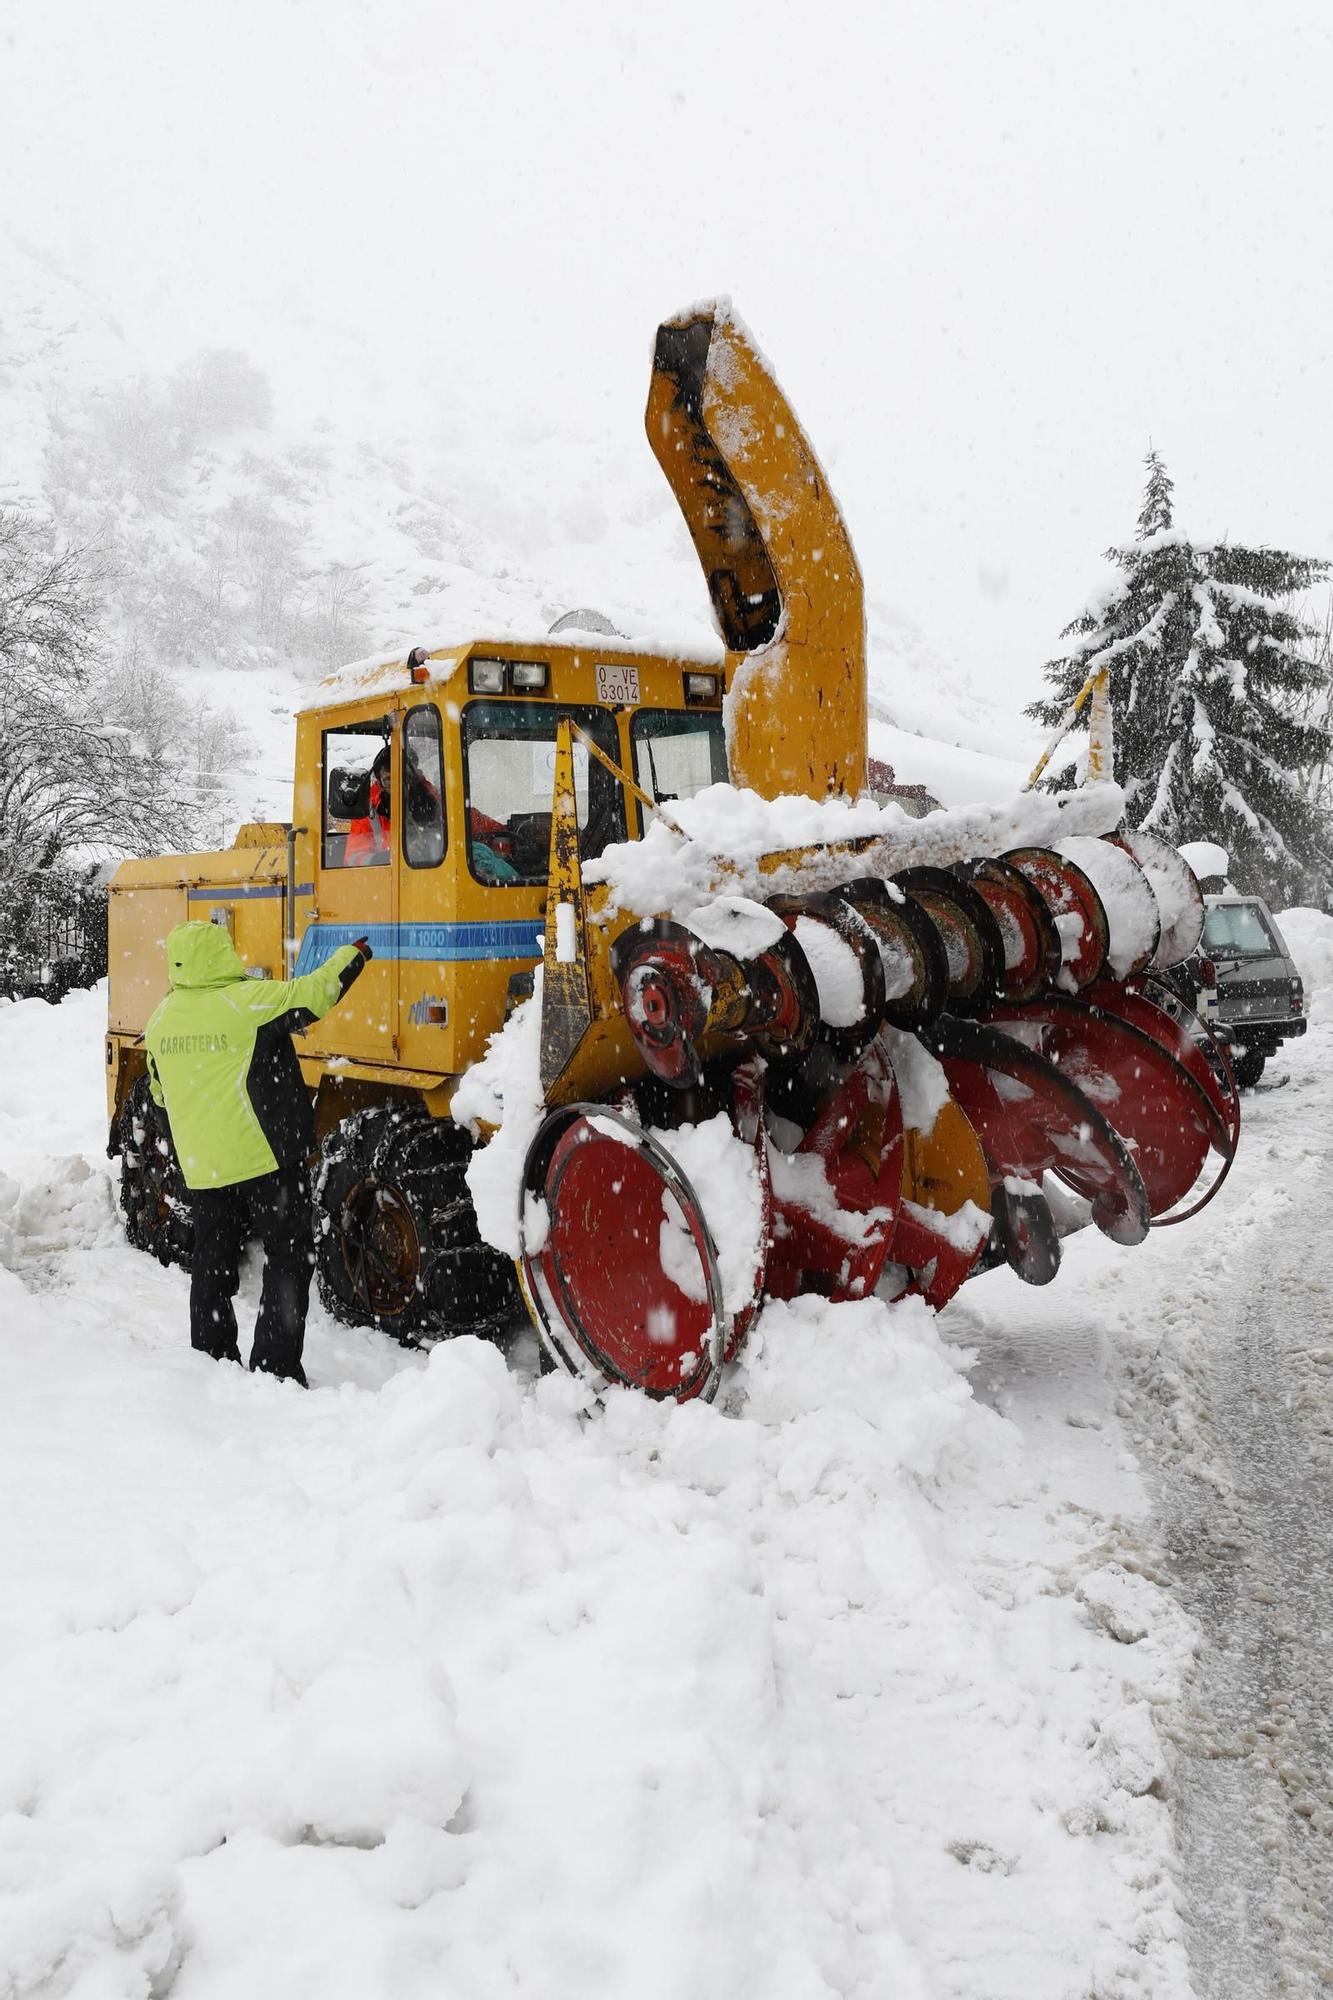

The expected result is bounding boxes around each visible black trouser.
[189,1164,313,1379]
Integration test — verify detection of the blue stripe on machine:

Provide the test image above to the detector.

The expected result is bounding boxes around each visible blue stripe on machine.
[293,920,545,974]
[187,883,315,902]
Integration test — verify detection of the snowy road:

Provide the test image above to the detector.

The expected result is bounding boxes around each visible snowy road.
[964,1005,1333,1999]
[1147,1054,1333,1997]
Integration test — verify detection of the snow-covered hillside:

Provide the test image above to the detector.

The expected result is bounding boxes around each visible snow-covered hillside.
[1,234,1037,837]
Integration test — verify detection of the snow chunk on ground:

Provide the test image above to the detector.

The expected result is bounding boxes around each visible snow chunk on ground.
[1277,906,1333,1019]
[0,1272,1191,2000]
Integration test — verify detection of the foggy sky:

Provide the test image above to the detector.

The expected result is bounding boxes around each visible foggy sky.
[4,0,1333,702]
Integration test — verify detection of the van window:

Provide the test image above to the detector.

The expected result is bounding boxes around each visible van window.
[1202,902,1277,957]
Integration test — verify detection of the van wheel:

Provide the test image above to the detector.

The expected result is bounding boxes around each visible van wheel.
[119,1076,194,1269]
[313,1104,521,1341]
[1230,1045,1267,1088]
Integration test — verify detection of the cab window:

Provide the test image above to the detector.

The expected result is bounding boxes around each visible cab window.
[631,710,727,828]
[402,704,446,869]
[323,718,392,869]
[461,701,623,885]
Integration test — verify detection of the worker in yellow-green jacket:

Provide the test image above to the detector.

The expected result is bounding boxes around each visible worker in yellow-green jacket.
[145,920,370,1386]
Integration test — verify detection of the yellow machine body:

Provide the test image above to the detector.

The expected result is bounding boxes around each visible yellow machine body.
[646,305,867,801]
[105,639,723,1132]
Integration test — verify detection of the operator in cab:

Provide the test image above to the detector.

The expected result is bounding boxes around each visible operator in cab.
[344,745,393,866]
[333,735,521,880]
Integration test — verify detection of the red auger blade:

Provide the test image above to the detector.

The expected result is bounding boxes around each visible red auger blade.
[1111,830,1205,969]
[765,1042,904,1304]
[893,866,1005,1013]
[611,917,821,1086]
[954,856,1062,1003]
[1035,978,1240,1224]
[767,892,888,1060]
[926,1013,1151,1247]
[1004,846,1109,990]
[519,1103,731,1402]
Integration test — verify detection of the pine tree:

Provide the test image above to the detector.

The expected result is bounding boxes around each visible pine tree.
[1136,447,1174,539]
[1029,450,1333,903]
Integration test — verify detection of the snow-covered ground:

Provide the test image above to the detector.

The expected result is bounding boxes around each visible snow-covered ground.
[948,915,1333,1997]
[11,916,1330,1993]
[0,974,1198,2000]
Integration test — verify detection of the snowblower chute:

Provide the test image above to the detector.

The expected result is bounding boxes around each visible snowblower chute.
[513,304,1237,1402]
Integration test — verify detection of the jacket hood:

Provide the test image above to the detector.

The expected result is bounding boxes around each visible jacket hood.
[165,920,248,989]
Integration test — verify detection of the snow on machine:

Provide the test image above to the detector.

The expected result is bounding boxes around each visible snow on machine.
[106,303,1240,1401]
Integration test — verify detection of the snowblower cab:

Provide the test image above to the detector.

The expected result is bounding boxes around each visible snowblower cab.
[106,300,1240,1404]
[285,636,731,1089]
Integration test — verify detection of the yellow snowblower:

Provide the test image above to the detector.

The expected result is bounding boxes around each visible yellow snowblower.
[106,302,1239,1400]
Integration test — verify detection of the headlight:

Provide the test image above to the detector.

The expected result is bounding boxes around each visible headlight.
[684,671,720,705]
[511,660,549,692]
[469,659,507,694]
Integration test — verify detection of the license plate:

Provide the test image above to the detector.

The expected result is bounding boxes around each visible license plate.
[596,662,640,705]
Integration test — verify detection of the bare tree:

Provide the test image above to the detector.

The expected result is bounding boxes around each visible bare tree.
[0,509,201,936]
[0,514,99,695]
[299,559,372,667]
[166,349,273,456]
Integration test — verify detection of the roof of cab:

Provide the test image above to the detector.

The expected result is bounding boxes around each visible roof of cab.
[297,627,726,714]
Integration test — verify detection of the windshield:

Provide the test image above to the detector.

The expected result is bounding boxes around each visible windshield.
[631,710,727,825]
[1202,902,1278,958]
[461,701,623,885]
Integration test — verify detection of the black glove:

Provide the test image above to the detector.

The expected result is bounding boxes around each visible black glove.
[334,939,373,1000]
